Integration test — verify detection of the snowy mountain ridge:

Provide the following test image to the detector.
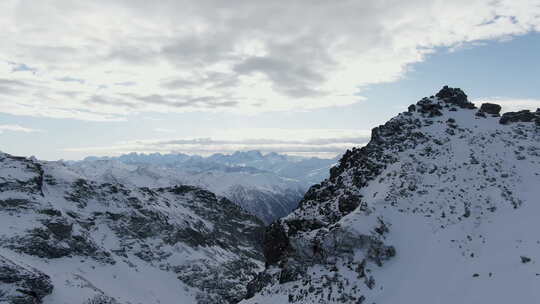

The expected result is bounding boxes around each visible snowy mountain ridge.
[242,86,540,304]
[0,153,265,304]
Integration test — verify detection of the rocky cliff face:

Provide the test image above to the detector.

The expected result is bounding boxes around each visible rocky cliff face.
[242,87,540,304]
[0,254,53,304]
[0,153,265,304]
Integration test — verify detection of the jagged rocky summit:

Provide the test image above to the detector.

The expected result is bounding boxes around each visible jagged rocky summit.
[242,86,540,304]
[0,153,265,304]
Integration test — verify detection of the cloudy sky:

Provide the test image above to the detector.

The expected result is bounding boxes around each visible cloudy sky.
[1,0,540,160]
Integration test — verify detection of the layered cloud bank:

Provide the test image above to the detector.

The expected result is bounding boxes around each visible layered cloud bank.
[0,124,41,134]
[63,128,371,158]
[1,0,539,120]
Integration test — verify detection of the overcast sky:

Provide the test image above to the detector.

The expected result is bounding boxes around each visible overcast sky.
[1,0,540,160]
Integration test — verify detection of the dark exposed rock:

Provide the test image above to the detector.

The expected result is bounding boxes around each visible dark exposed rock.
[475,111,486,118]
[164,227,210,247]
[38,208,62,217]
[169,184,200,194]
[479,103,502,115]
[500,110,538,125]
[521,256,532,264]
[0,155,44,195]
[365,276,375,289]
[338,195,361,214]
[83,294,120,304]
[0,254,53,304]
[286,219,325,236]
[417,98,443,117]
[176,258,262,304]
[367,241,396,267]
[43,218,73,239]
[7,227,112,262]
[64,178,96,208]
[278,259,305,284]
[435,86,476,109]
[0,199,36,211]
[245,272,273,299]
[264,222,291,265]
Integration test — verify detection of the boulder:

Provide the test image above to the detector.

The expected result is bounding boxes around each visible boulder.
[0,254,53,304]
[475,111,486,118]
[435,86,476,109]
[479,103,502,115]
[417,98,443,117]
[499,110,537,125]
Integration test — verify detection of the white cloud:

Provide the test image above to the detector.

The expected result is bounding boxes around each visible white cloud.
[0,124,42,134]
[63,128,372,158]
[474,97,540,113]
[154,128,176,133]
[0,0,539,120]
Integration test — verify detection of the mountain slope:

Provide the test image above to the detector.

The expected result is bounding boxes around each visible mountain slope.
[242,87,540,304]
[0,152,265,304]
[71,152,336,224]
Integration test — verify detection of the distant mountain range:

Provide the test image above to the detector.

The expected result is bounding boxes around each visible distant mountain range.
[72,151,339,223]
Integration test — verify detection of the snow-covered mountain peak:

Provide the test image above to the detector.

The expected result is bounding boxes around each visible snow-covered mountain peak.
[243,86,540,304]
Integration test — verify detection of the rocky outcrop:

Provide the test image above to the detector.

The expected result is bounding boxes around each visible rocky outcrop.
[479,103,502,116]
[499,109,540,125]
[435,85,476,109]
[0,254,53,304]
